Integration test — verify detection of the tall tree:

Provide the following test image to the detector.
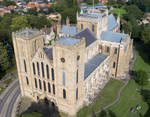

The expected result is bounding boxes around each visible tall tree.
[121,22,132,34]
[141,27,150,49]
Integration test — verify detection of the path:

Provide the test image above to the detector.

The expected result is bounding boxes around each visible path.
[87,49,137,117]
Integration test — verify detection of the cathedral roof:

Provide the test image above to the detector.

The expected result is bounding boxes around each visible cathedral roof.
[17,29,38,36]
[100,31,127,43]
[45,47,53,61]
[61,25,77,35]
[107,13,118,31]
[56,37,81,46]
[75,28,97,47]
[84,53,108,80]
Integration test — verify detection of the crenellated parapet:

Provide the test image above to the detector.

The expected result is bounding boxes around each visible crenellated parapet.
[12,27,43,40]
[52,35,85,50]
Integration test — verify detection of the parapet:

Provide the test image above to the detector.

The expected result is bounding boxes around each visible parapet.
[12,27,43,40]
[52,35,85,49]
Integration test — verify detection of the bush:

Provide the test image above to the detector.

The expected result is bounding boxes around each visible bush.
[113,4,118,8]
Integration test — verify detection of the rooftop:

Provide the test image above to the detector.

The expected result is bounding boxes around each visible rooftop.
[84,53,108,80]
[101,31,127,43]
[45,47,53,61]
[17,30,38,36]
[107,13,118,31]
[56,37,81,46]
[88,5,105,9]
[75,28,97,47]
[61,25,77,35]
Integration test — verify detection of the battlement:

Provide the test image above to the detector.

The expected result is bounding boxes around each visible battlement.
[12,27,43,40]
[52,35,85,49]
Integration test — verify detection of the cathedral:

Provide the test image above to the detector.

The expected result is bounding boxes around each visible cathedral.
[12,9,133,117]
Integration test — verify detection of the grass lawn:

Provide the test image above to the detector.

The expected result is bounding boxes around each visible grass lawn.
[96,79,150,117]
[3,78,15,85]
[109,7,127,17]
[0,87,4,93]
[77,78,124,117]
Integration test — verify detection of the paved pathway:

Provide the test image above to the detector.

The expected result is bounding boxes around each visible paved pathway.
[87,50,137,117]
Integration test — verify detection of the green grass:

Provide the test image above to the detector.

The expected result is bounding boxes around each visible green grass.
[77,78,124,117]
[0,87,4,93]
[109,7,127,17]
[96,79,150,117]
[4,78,15,85]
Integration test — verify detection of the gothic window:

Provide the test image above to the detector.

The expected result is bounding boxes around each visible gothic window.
[62,71,65,86]
[48,82,51,93]
[81,24,83,30]
[92,25,94,31]
[76,88,78,100]
[26,76,29,85]
[53,84,55,95]
[113,62,116,68]
[51,68,54,81]
[24,60,27,72]
[32,63,36,75]
[114,48,117,54]
[43,81,46,91]
[34,78,37,88]
[41,62,44,77]
[39,79,42,89]
[76,70,78,84]
[63,89,66,99]
[46,65,49,79]
[37,62,40,76]
[106,47,109,53]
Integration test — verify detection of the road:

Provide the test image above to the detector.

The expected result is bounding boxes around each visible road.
[0,79,20,117]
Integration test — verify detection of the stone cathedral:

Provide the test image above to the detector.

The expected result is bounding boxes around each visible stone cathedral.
[12,9,133,117]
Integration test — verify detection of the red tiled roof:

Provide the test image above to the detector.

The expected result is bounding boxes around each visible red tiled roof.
[27,4,35,8]
[102,0,107,1]
[8,5,14,8]
[148,13,150,17]
[44,4,51,7]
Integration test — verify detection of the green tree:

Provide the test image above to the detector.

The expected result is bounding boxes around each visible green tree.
[0,41,10,71]
[21,112,43,117]
[51,3,56,11]
[107,0,115,5]
[39,7,44,13]
[141,27,150,49]
[121,22,132,34]
[56,0,68,13]
[135,70,149,87]
[143,12,148,18]
[87,0,92,5]
[27,7,38,15]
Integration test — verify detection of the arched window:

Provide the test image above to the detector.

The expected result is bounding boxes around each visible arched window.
[92,25,94,31]
[81,24,83,30]
[76,88,78,100]
[34,78,37,88]
[39,79,42,89]
[62,71,65,86]
[46,65,49,79]
[26,76,29,85]
[51,68,54,81]
[43,81,46,91]
[32,63,36,75]
[76,70,78,84]
[37,62,40,76]
[113,62,116,68]
[41,62,44,77]
[63,89,66,99]
[24,60,27,72]
[53,84,55,95]
[48,82,51,93]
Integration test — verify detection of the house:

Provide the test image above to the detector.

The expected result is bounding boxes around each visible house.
[49,13,61,19]
[101,0,108,3]
[148,13,150,18]
[18,3,28,8]
[26,4,36,8]
[0,5,5,10]
[29,0,43,4]
[0,10,5,17]
[42,25,55,44]
[8,5,14,10]
[35,1,46,7]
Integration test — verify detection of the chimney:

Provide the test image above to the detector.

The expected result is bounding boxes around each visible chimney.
[51,27,53,31]
[44,25,47,29]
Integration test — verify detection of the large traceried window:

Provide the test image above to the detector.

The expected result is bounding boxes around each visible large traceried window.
[26,76,29,85]
[41,62,44,77]
[113,62,116,68]
[53,84,55,95]
[48,82,51,93]
[24,60,27,72]
[51,68,54,81]
[39,79,42,89]
[37,62,40,76]
[76,70,78,84]
[76,88,78,100]
[32,63,36,75]
[34,78,37,88]
[43,81,46,91]
[46,65,49,79]
[62,71,65,86]
[63,89,66,99]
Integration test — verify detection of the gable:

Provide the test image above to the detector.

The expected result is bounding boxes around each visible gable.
[107,13,118,31]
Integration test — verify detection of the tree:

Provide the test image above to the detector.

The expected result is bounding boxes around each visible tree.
[107,0,115,5]
[135,70,149,87]
[39,7,44,13]
[11,9,15,14]
[141,27,150,49]
[121,22,132,34]
[143,12,148,18]
[48,7,54,14]
[148,92,150,105]
[56,0,68,13]
[0,41,10,71]
[50,3,56,11]
[21,112,43,117]
[27,7,38,15]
